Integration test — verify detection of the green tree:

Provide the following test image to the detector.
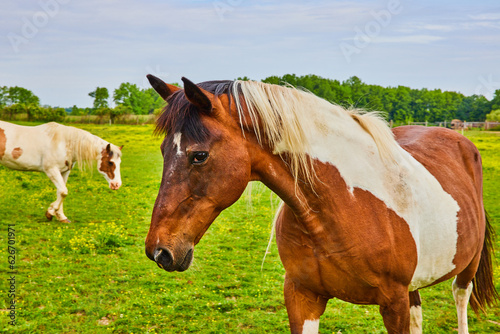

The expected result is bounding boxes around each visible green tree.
[486,109,500,121]
[490,89,500,111]
[261,76,281,85]
[7,86,40,105]
[258,73,495,122]
[457,95,490,121]
[93,107,112,121]
[29,106,66,122]
[24,103,40,121]
[89,87,109,109]
[426,89,447,122]
[281,74,299,87]
[0,86,7,107]
[448,91,463,120]
[389,86,412,123]
[113,83,164,114]
[2,103,25,119]
[366,85,385,112]
[92,105,132,123]
[344,76,369,107]
[70,105,85,116]
[109,105,132,123]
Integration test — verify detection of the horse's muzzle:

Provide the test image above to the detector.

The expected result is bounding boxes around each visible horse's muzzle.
[109,181,121,190]
[147,247,193,272]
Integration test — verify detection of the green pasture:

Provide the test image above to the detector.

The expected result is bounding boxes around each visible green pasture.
[0,124,499,333]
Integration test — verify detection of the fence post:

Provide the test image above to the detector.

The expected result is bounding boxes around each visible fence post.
[425,121,428,127]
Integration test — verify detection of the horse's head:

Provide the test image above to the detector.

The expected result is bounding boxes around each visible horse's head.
[98,143,123,190]
[145,75,252,272]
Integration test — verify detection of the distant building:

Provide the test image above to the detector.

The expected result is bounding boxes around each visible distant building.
[451,119,465,130]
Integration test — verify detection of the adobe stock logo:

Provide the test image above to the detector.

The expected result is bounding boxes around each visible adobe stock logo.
[340,0,402,63]
[213,0,245,21]
[7,0,70,54]
[475,75,500,98]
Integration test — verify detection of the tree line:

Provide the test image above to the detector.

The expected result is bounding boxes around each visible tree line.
[0,86,67,122]
[0,83,169,123]
[78,83,168,122]
[2,75,500,123]
[259,74,500,123]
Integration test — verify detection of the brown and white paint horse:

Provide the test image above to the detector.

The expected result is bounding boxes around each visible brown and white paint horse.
[0,121,122,222]
[144,75,498,334]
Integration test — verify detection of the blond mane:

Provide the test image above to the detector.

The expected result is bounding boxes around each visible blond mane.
[232,81,400,186]
[45,122,105,169]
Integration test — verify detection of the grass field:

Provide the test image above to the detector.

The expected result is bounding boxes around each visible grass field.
[0,123,499,333]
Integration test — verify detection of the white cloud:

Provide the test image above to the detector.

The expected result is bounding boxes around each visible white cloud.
[469,13,500,20]
[420,24,456,32]
[373,35,445,44]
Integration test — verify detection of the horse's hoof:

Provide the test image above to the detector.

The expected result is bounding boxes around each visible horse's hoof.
[60,219,71,224]
[45,211,53,221]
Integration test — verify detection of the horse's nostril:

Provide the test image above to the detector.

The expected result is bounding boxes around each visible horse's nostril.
[154,248,173,271]
[145,247,155,261]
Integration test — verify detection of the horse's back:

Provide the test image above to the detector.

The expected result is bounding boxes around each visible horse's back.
[0,121,57,171]
[393,125,483,195]
[393,125,481,162]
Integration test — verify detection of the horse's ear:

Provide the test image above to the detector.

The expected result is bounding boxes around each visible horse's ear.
[106,143,111,153]
[147,74,181,101]
[182,77,212,111]
[119,145,123,150]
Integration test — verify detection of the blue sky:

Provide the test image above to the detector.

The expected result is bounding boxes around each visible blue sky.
[1,0,499,107]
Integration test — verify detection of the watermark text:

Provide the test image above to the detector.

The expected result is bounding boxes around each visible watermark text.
[7,224,17,325]
[7,0,70,53]
[340,0,402,63]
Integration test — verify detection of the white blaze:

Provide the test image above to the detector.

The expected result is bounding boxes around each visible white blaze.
[173,132,183,155]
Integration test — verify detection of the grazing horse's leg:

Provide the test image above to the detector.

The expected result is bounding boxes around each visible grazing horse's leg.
[379,287,411,334]
[409,290,422,334]
[44,168,70,223]
[452,278,473,334]
[56,170,71,222]
[283,275,328,334]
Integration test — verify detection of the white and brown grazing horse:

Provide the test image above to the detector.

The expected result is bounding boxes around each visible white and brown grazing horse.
[0,121,122,223]
[144,75,498,334]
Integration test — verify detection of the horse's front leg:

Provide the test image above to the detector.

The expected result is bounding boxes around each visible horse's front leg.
[44,168,70,223]
[284,274,328,334]
[56,170,71,221]
[379,286,411,334]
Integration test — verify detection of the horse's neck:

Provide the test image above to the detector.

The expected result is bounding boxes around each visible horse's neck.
[277,108,402,188]
[260,109,413,238]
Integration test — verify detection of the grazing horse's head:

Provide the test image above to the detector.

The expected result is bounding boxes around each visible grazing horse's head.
[145,75,252,271]
[98,143,123,190]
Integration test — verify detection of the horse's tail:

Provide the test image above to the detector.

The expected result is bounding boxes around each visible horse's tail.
[470,210,499,314]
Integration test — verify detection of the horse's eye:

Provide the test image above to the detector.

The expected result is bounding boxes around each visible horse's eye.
[108,161,114,166]
[191,152,209,165]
